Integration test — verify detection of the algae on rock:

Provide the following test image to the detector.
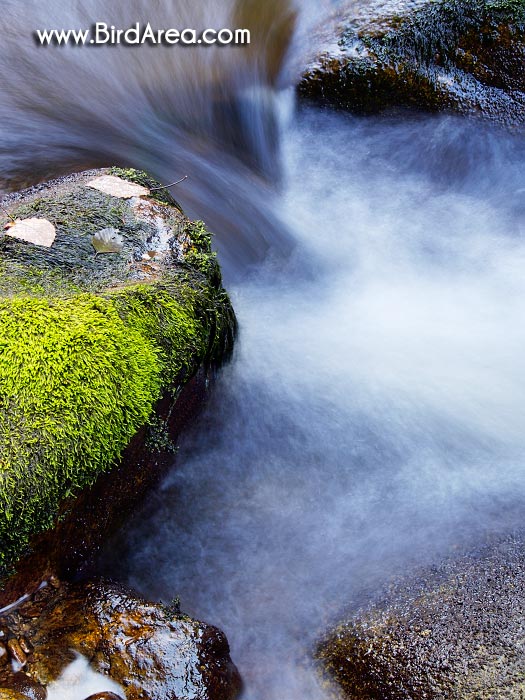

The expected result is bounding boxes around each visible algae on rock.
[300,0,525,126]
[0,168,236,577]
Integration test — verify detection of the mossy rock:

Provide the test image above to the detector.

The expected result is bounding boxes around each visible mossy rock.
[0,169,236,579]
[317,535,525,699]
[299,0,525,126]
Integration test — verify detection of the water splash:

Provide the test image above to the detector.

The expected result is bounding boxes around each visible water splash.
[3,1,525,698]
[46,654,124,700]
[0,0,327,272]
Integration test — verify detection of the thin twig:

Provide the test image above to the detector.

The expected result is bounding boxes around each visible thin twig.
[150,175,188,191]
[1,206,15,222]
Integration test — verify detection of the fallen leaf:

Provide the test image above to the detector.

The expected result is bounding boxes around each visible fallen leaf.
[86,175,150,199]
[92,228,124,254]
[5,218,56,247]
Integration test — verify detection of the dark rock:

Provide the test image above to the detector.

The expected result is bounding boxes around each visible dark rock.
[84,694,124,700]
[300,0,525,127]
[14,579,241,700]
[0,675,45,700]
[317,535,525,699]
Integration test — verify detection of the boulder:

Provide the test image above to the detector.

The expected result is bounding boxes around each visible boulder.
[299,0,525,126]
[0,579,241,700]
[317,535,525,699]
[0,169,236,598]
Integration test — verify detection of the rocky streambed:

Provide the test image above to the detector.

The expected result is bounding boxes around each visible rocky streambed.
[0,578,240,700]
[318,535,525,699]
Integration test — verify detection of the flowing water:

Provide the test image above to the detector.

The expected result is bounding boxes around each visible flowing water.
[2,1,525,699]
[99,110,525,699]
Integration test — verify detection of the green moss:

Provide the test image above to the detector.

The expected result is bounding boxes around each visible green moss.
[182,220,222,284]
[0,294,161,569]
[1,188,145,291]
[0,278,235,573]
[109,282,205,387]
[146,415,178,454]
[486,0,525,20]
[0,168,236,576]
[10,190,127,235]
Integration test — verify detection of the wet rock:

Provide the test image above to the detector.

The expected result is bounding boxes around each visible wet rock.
[6,642,26,668]
[21,580,241,700]
[84,694,124,700]
[0,646,8,667]
[0,674,45,700]
[0,168,236,601]
[0,690,30,700]
[317,535,525,699]
[300,0,525,127]
[17,641,31,657]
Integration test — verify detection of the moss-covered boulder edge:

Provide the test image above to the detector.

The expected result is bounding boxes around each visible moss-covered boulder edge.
[0,168,236,578]
[299,0,525,126]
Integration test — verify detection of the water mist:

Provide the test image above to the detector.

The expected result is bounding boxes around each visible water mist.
[99,108,525,699]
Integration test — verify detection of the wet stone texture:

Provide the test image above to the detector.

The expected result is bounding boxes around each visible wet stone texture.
[299,0,525,127]
[0,579,241,700]
[317,535,525,699]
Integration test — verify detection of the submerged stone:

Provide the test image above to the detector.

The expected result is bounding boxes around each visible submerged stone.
[300,0,525,127]
[0,691,30,700]
[317,535,525,699]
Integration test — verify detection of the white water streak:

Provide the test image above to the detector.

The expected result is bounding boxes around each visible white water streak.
[46,654,124,700]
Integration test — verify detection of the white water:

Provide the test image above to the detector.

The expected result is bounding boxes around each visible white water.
[46,654,124,700]
[101,109,525,699]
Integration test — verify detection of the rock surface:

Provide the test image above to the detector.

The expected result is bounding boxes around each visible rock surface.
[317,535,525,699]
[299,0,525,126]
[0,168,236,594]
[0,579,241,700]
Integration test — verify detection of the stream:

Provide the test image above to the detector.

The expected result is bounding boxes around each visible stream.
[2,0,525,697]
[100,107,525,699]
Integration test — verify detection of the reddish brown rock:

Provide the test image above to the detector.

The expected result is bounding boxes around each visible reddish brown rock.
[6,642,26,669]
[12,580,241,700]
[0,674,45,700]
[0,690,30,700]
